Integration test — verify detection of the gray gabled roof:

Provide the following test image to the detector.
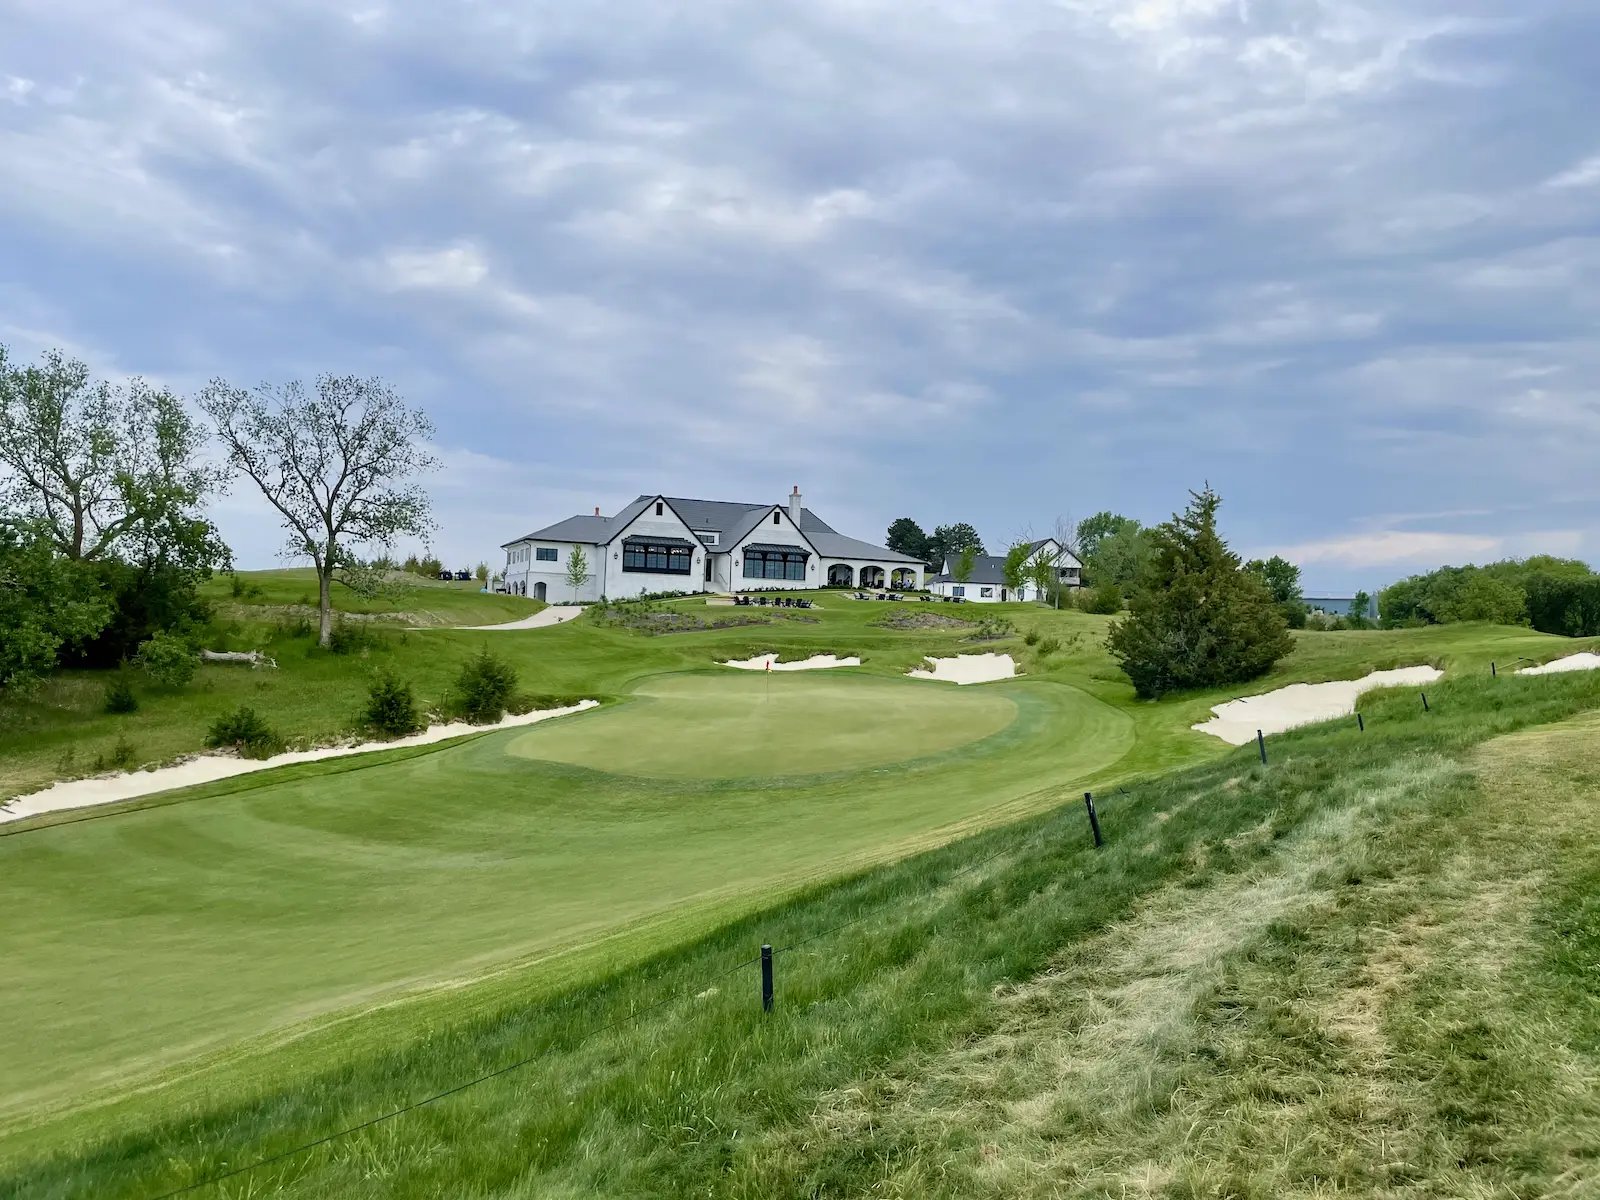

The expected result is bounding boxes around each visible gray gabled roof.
[934,555,1009,586]
[508,492,924,565]
[796,511,924,564]
[502,514,613,547]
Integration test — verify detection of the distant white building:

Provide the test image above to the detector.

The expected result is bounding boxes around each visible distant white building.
[500,488,925,602]
[927,538,1083,603]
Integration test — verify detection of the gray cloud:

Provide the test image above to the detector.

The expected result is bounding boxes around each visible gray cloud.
[2,0,1597,586]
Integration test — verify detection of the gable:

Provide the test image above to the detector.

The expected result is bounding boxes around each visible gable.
[607,496,701,547]
[729,505,818,559]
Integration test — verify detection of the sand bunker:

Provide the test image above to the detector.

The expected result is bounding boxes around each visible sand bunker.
[1517,652,1600,675]
[907,653,1019,685]
[722,653,860,671]
[1192,666,1442,745]
[0,700,598,824]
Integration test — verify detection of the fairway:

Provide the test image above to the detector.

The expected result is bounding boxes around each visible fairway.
[514,672,1020,778]
[0,672,1129,1132]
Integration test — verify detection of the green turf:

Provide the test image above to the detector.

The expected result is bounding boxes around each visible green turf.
[6,662,1599,1197]
[515,671,1021,778]
[2,574,1596,1176]
[0,672,1131,1132]
[198,566,542,626]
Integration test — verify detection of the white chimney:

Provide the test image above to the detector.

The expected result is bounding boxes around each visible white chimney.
[789,485,802,523]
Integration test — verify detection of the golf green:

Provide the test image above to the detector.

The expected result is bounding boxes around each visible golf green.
[510,671,1020,778]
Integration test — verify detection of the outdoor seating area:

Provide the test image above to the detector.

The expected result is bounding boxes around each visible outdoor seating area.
[851,590,959,603]
[734,595,816,609]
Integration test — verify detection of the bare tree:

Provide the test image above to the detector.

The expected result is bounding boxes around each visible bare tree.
[200,375,438,646]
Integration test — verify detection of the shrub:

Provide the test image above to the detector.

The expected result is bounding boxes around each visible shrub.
[136,631,197,689]
[206,705,283,759]
[111,735,138,769]
[1022,628,1040,646]
[1084,580,1124,615]
[327,621,378,655]
[453,648,518,723]
[103,671,139,714]
[229,573,246,599]
[364,672,421,737]
[1036,636,1061,657]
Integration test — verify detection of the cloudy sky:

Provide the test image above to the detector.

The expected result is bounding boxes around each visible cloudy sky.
[4,1,1596,590]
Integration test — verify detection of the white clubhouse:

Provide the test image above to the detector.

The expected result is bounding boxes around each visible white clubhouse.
[501,488,925,601]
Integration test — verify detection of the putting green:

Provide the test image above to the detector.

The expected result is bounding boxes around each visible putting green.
[510,672,1019,778]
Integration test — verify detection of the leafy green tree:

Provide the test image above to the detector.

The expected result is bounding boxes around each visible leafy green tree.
[1106,487,1293,698]
[954,544,979,586]
[0,346,230,667]
[930,523,984,570]
[885,518,930,564]
[1346,591,1374,630]
[1088,521,1153,596]
[1243,555,1303,605]
[474,561,489,583]
[1246,554,1306,629]
[1379,557,1594,629]
[0,522,110,690]
[0,347,227,564]
[1075,511,1140,565]
[565,545,591,603]
[1002,542,1032,596]
[1525,574,1600,637]
[1027,548,1058,604]
[201,374,438,647]
[135,630,197,689]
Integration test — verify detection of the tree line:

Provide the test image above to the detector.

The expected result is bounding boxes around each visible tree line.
[0,345,439,691]
[1378,556,1599,634]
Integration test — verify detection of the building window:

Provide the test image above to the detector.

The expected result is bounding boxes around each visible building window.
[696,531,719,545]
[772,512,780,525]
[622,540,692,575]
[952,586,965,597]
[536,547,558,562]
[743,549,807,581]
[980,587,994,598]
[655,502,664,516]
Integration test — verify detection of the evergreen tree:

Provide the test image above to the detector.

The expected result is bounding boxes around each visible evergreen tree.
[885,517,930,563]
[1107,487,1292,698]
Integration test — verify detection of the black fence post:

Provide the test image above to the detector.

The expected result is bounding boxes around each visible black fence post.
[1256,729,1267,765]
[1357,712,1364,732]
[1083,792,1103,848]
[760,944,774,1013]
[1491,661,1497,677]
[1420,691,1430,712]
